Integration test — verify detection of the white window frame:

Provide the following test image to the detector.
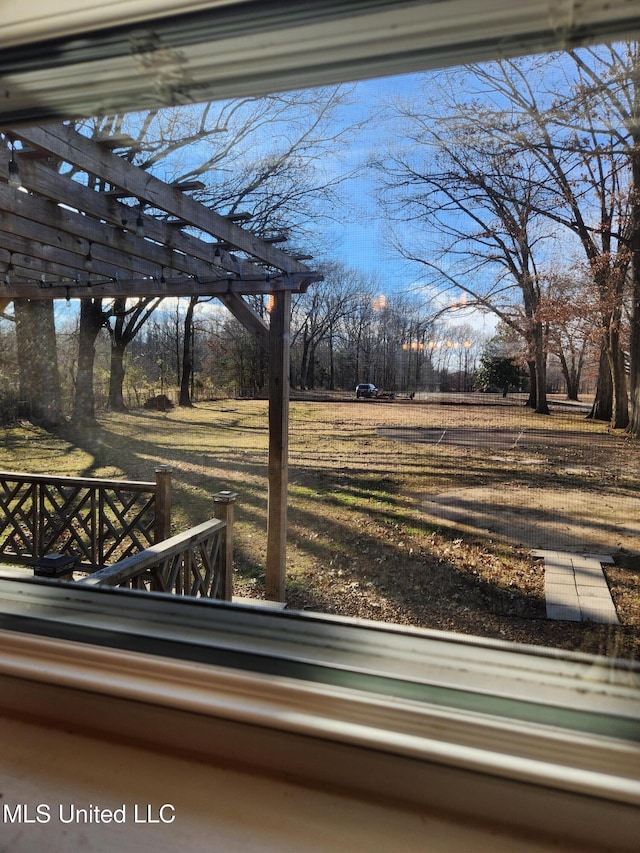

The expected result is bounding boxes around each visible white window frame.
[3,1,640,123]
[0,3,639,848]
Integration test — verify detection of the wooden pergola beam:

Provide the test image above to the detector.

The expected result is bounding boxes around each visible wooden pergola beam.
[0,149,320,301]
[0,221,153,281]
[12,125,312,274]
[0,183,200,276]
[0,216,311,295]
[0,142,320,295]
[218,294,269,350]
[0,274,311,301]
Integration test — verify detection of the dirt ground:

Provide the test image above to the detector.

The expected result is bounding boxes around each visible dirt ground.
[369,396,640,559]
[280,394,640,660]
[422,483,640,554]
[1,395,637,660]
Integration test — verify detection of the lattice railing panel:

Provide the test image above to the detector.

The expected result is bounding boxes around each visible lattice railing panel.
[82,518,231,601]
[0,471,161,569]
[191,535,222,598]
[99,489,156,565]
[0,480,37,559]
[40,484,94,563]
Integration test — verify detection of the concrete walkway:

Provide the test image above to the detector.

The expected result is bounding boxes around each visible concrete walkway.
[532,550,619,624]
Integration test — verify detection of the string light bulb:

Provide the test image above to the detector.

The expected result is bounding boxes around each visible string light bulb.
[8,142,20,188]
[4,254,14,285]
[135,210,145,237]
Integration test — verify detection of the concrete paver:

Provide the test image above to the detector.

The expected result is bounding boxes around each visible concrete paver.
[532,549,619,625]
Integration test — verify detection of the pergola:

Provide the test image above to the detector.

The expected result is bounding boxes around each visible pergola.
[0,122,321,601]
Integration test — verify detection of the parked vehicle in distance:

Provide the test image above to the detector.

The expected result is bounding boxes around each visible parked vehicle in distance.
[356,383,378,398]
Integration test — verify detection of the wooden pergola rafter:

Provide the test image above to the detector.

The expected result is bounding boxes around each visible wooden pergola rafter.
[0,126,319,289]
[0,122,320,601]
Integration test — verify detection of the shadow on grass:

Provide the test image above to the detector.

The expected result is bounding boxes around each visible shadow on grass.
[41,407,639,660]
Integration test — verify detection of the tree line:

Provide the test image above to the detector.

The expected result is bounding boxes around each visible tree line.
[0,280,482,417]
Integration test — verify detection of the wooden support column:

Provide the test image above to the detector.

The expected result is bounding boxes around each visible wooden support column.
[266,291,291,602]
[213,490,238,602]
[154,466,172,544]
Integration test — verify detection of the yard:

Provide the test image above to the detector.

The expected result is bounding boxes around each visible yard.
[1,393,638,660]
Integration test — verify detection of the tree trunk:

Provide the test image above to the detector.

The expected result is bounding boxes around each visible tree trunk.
[179,297,196,407]
[566,376,580,402]
[534,344,550,415]
[629,372,640,436]
[72,299,105,426]
[299,325,310,390]
[608,330,629,430]
[525,360,537,409]
[557,349,580,401]
[175,305,182,387]
[629,255,640,433]
[328,324,335,391]
[611,352,629,429]
[305,347,316,390]
[626,137,640,435]
[14,300,63,426]
[587,342,613,422]
[108,298,128,412]
[108,338,127,412]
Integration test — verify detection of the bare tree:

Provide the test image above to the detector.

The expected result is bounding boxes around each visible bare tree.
[339,289,377,389]
[68,85,361,413]
[290,263,363,390]
[538,269,600,401]
[213,314,267,397]
[178,296,218,406]
[374,80,554,413]
[561,43,640,432]
[375,53,640,425]
[466,54,633,427]
[108,297,163,411]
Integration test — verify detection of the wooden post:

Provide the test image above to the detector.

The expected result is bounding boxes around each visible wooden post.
[154,466,172,543]
[33,481,42,560]
[266,290,291,602]
[213,490,238,601]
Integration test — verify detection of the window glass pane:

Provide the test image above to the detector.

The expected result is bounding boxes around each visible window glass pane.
[0,5,638,673]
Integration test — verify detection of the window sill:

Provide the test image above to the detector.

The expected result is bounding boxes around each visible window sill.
[0,578,638,849]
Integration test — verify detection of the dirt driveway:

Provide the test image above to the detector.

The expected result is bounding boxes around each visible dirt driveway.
[377,423,639,556]
[421,484,640,555]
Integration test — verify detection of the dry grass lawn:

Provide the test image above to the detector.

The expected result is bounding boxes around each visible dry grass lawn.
[0,393,638,661]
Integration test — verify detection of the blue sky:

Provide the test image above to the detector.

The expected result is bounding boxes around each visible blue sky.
[58,63,547,339]
[323,72,419,286]
[321,69,499,338]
